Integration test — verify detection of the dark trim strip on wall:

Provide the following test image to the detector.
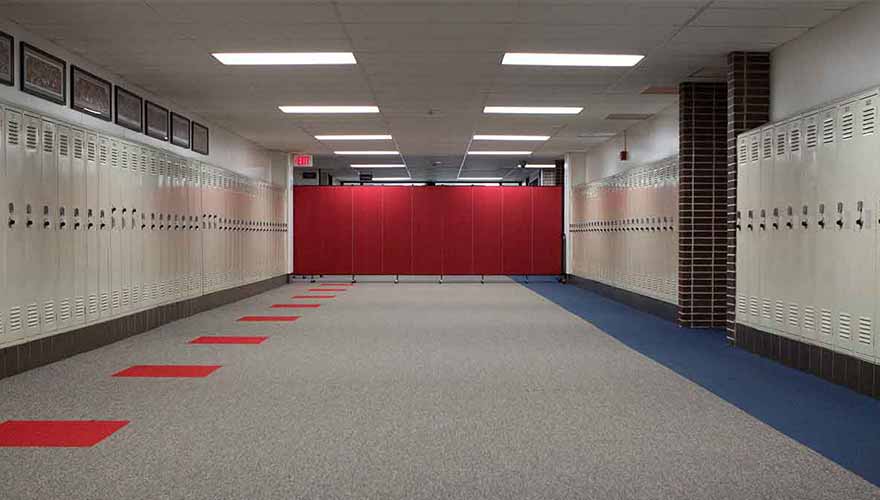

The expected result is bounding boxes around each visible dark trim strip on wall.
[737,324,879,400]
[0,275,290,380]
[566,274,679,323]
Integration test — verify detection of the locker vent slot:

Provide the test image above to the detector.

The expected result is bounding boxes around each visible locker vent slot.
[88,294,98,315]
[42,128,54,153]
[749,297,759,317]
[74,298,85,319]
[122,288,130,307]
[838,313,852,339]
[761,299,772,320]
[7,117,19,145]
[88,140,96,161]
[0,314,3,337]
[26,124,38,150]
[59,299,71,322]
[111,147,119,168]
[820,309,833,336]
[9,307,22,332]
[858,317,872,345]
[822,118,834,144]
[100,293,109,312]
[776,133,785,155]
[788,304,800,327]
[762,136,771,158]
[100,143,108,164]
[790,128,801,153]
[112,290,120,309]
[840,113,854,140]
[862,107,875,135]
[806,123,818,148]
[74,137,84,159]
[775,301,785,323]
[59,134,69,157]
[43,301,56,326]
[750,142,759,162]
[121,149,129,169]
[27,304,40,329]
[132,287,140,305]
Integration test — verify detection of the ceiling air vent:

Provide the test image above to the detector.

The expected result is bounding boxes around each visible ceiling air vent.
[605,114,653,121]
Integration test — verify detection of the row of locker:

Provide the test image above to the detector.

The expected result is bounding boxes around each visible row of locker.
[736,87,880,362]
[570,158,678,304]
[0,101,287,347]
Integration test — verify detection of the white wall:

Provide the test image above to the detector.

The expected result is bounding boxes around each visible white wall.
[772,1,880,121]
[0,17,276,182]
[574,103,679,186]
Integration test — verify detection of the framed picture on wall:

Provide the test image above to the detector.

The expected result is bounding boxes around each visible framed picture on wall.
[71,66,112,121]
[144,100,169,141]
[0,31,12,87]
[20,42,66,105]
[115,86,143,132]
[191,121,209,155]
[170,112,191,148]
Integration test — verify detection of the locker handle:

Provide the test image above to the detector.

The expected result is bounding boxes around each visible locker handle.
[818,220,825,228]
[736,223,741,231]
[801,220,808,229]
[26,219,33,228]
[74,222,81,230]
[747,224,753,231]
[856,218,864,229]
[759,223,766,231]
[88,222,94,229]
[786,221,793,229]
[7,219,14,228]
[772,222,779,230]
[59,221,67,229]
[100,223,106,230]
[836,219,844,228]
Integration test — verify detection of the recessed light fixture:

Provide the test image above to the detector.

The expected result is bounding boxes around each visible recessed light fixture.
[458,177,504,181]
[350,164,406,169]
[483,106,582,115]
[316,134,392,140]
[373,177,411,181]
[502,53,643,67]
[523,164,556,169]
[279,106,379,114]
[213,52,356,65]
[334,151,399,155]
[473,135,550,141]
[604,113,653,121]
[468,151,532,155]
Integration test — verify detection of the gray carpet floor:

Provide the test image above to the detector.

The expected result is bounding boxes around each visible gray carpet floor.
[0,280,877,500]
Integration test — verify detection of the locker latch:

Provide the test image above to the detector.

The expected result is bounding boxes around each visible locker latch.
[151,213,156,230]
[786,206,793,229]
[99,209,106,230]
[856,201,864,229]
[801,206,808,229]
[141,214,146,230]
[736,211,741,231]
[836,202,844,229]
[747,210,753,231]
[42,205,51,229]
[7,203,15,228]
[818,204,825,229]
[87,209,94,230]
[759,209,766,231]
[772,208,779,230]
[59,207,67,229]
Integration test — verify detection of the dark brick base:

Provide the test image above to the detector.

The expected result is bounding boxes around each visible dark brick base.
[736,324,879,399]
[0,275,290,380]
[567,275,679,323]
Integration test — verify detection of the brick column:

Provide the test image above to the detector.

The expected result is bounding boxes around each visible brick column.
[678,82,728,328]
[726,52,770,341]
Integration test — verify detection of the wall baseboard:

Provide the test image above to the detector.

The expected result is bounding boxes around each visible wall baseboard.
[736,324,879,400]
[0,275,289,381]
[566,275,679,323]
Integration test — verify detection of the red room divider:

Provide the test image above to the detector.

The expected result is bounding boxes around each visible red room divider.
[293,186,562,276]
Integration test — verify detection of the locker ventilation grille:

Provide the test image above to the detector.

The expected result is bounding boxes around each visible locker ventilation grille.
[750,142,759,162]
[863,107,875,135]
[9,307,22,332]
[88,140,96,161]
[26,125,38,150]
[820,309,833,336]
[59,300,71,322]
[822,118,834,144]
[7,117,19,145]
[122,149,129,169]
[0,314,3,336]
[806,124,818,148]
[111,148,119,168]
[74,137,84,159]
[100,293,109,312]
[776,133,785,155]
[763,136,772,159]
[749,297,759,317]
[840,113,854,140]
[858,317,872,345]
[774,301,785,323]
[761,299,772,319]
[59,134,69,157]
[43,301,56,327]
[788,304,799,327]
[43,128,54,153]
[74,298,85,319]
[790,129,801,153]
[838,312,851,339]
[803,307,816,331]
[27,304,39,329]
[100,143,108,164]
[88,295,98,315]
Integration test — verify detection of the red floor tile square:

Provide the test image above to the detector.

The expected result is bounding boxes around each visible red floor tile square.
[0,420,129,447]
[113,365,221,378]
[292,295,335,299]
[189,336,268,345]
[271,304,321,309]
[237,316,301,322]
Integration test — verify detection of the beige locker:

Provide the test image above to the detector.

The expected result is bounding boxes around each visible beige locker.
[85,132,100,322]
[56,124,74,330]
[72,128,88,325]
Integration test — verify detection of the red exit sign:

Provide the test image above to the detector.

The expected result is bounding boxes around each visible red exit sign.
[291,154,313,167]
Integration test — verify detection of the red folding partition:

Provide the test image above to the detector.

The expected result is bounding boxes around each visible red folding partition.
[293,186,562,276]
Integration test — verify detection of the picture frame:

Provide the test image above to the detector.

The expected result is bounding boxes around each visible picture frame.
[144,100,169,141]
[20,42,66,105]
[191,121,209,155]
[115,86,143,132]
[170,112,191,148]
[0,31,12,87]
[71,65,112,121]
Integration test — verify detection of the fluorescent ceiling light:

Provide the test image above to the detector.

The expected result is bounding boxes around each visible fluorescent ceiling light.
[468,151,532,155]
[350,164,406,169]
[279,106,379,114]
[213,52,356,65]
[316,134,392,140]
[502,53,643,67]
[473,135,550,141]
[458,177,503,181]
[335,151,399,155]
[373,177,411,181]
[524,164,556,168]
[483,106,582,115]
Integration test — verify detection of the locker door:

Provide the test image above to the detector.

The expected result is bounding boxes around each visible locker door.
[786,119,810,340]
[38,118,59,334]
[131,147,146,309]
[21,114,42,337]
[146,148,158,305]
[744,131,761,328]
[55,124,74,330]
[121,142,132,312]
[85,132,99,323]
[97,136,112,317]
[799,114,821,341]
[108,139,122,314]
[757,127,774,331]
[72,129,88,325]
[768,122,790,337]
[4,109,27,340]
[0,104,5,341]
[813,107,838,346]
